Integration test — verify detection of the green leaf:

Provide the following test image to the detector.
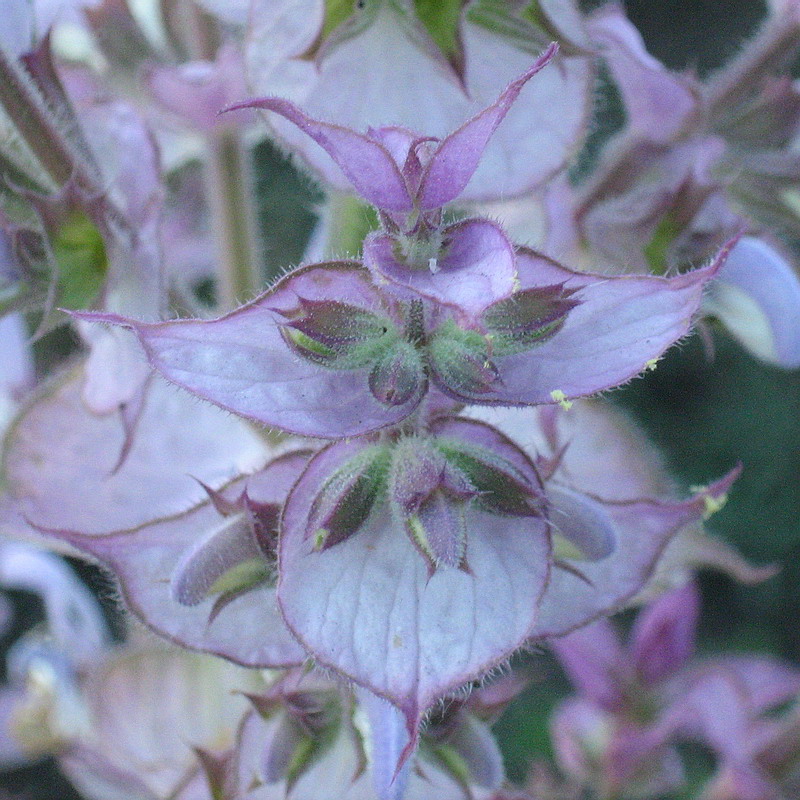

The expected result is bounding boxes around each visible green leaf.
[321,0,357,39]
[466,0,548,55]
[413,0,464,62]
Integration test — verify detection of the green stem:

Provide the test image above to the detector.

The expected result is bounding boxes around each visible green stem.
[204,128,263,310]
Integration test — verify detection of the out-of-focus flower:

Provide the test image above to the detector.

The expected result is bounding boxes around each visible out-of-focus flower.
[218,667,511,800]
[549,583,800,799]
[0,530,261,800]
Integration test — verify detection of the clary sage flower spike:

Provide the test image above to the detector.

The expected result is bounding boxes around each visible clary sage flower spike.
[77,46,730,439]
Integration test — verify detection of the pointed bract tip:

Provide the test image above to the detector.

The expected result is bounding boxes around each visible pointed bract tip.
[688,462,742,519]
[707,231,745,277]
[511,42,560,87]
[218,99,259,116]
[541,41,560,66]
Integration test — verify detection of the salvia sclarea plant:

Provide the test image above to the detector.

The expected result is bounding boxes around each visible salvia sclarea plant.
[0,1,799,799]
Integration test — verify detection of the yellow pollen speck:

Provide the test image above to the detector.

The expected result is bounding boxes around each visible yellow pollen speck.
[645,358,660,371]
[313,529,328,550]
[550,389,573,410]
[690,486,728,520]
[392,635,403,648]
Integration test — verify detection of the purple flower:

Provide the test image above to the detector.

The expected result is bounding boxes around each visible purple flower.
[549,582,800,799]
[229,45,558,218]
[77,224,728,438]
[71,50,734,440]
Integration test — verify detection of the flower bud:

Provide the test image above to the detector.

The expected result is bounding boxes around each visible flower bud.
[306,444,390,551]
[428,320,500,397]
[436,438,545,517]
[243,494,282,560]
[279,297,398,369]
[422,706,504,791]
[482,284,578,356]
[368,339,425,406]
[547,487,616,562]
[170,514,271,607]
[170,483,276,609]
[257,687,343,790]
[389,439,477,573]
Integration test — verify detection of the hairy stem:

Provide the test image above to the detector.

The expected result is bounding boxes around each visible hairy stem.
[0,43,82,190]
[204,128,263,310]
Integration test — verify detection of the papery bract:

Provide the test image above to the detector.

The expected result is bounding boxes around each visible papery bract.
[362,219,518,316]
[146,44,250,133]
[470,401,740,640]
[278,429,551,759]
[37,452,311,669]
[2,373,268,537]
[227,44,558,216]
[443,245,728,406]
[78,244,727,436]
[77,263,427,438]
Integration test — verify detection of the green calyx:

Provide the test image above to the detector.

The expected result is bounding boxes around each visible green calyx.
[427,319,499,396]
[368,339,425,406]
[308,445,391,551]
[281,298,429,407]
[52,209,108,311]
[280,299,400,369]
[272,693,344,793]
[482,285,578,356]
[436,438,544,517]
